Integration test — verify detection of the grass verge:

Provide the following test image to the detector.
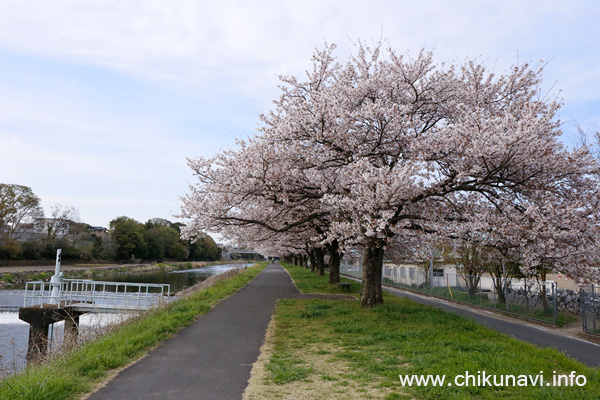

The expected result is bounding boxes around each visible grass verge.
[282,262,361,296]
[380,278,578,326]
[0,261,268,400]
[255,263,600,399]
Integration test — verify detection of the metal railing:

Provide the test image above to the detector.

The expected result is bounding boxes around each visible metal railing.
[340,263,559,324]
[24,279,170,312]
[580,284,600,336]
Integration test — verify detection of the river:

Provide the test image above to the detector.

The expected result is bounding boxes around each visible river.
[0,263,252,376]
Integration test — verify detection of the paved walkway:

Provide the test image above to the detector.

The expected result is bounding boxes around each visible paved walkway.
[87,262,353,400]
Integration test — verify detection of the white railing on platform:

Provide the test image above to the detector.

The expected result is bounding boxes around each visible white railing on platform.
[24,279,170,312]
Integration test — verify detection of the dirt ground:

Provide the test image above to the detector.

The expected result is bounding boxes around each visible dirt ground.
[242,317,404,400]
[545,273,582,290]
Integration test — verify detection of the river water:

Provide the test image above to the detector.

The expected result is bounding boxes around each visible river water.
[0,263,252,375]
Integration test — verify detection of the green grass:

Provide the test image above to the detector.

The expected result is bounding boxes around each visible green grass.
[274,263,600,399]
[380,278,580,326]
[266,352,313,384]
[281,262,361,295]
[0,262,268,400]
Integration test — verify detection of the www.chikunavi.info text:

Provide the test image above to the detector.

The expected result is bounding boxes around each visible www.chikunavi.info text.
[399,371,587,387]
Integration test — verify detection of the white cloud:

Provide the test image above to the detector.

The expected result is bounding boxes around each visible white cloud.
[0,0,598,227]
[0,1,598,100]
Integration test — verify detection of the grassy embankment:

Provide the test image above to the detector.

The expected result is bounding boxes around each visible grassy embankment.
[62,260,251,280]
[251,262,600,400]
[0,261,268,400]
[0,263,181,288]
[382,280,577,327]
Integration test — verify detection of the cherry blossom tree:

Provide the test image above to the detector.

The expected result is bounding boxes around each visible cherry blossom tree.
[260,42,600,306]
[178,134,343,278]
[181,41,600,308]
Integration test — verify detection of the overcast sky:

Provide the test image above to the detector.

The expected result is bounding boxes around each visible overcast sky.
[0,0,598,229]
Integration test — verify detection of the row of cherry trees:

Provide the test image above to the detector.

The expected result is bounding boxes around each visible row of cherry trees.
[180,43,600,307]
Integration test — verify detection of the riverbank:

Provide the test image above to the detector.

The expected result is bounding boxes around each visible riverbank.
[0,260,249,289]
[0,261,268,399]
[242,263,600,400]
[0,260,213,273]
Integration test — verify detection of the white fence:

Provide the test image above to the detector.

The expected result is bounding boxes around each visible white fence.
[340,263,559,324]
[24,279,171,312]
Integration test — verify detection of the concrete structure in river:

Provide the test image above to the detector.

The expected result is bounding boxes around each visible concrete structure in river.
[18,249,169,363]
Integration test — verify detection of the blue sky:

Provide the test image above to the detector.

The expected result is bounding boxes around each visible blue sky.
[0,0,598,229]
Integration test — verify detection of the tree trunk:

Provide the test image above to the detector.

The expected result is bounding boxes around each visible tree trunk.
[314,247,325,276]
[308,250,316,272]
[326,240,342,284]
[361,238,384,307]
[493,275,506,304]
[328,251,341,284]
[466,274,481,296]
[539,266,549,311]
[492,259,511,305]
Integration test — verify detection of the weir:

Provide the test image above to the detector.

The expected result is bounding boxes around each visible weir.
[18,250,170,363]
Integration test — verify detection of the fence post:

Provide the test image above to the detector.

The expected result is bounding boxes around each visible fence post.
[524,276,529,313]
[479,275,482,305]
[466,275,470,304]
[552,282,557,325]
[492,276,497,309]
[506,278,512,312]
[581,284,597,335]
[593,285,598,333]
[429,259,434,292]
[581,285,587,333]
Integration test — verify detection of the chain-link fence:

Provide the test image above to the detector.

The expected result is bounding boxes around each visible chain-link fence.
[580,284,600,336]
[340,263,559,324]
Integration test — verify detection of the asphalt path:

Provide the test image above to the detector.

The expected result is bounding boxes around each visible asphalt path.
[86,262,354,400]
[384,285,600,368]
[86,262,296,400]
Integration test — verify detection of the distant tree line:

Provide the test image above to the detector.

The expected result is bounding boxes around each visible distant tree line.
[108,216,220,261]
[0,183,220,262]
